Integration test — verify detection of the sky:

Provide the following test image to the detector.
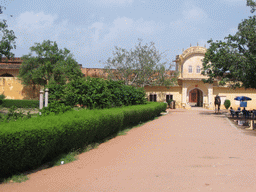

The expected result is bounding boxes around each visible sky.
[0,0,254,70]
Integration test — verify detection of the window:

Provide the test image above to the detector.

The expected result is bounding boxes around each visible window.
[188,65,192,73]
[149,93,157,102]
[196,66,201,73]
[166,94,173,102]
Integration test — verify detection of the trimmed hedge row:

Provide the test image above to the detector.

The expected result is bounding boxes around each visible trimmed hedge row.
[0,101,167,178]
[1,99,39,108]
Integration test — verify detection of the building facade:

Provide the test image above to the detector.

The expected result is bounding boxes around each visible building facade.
[1,46,256,110]
[144,46,256,110]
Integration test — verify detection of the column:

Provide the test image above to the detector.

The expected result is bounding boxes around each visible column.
[39,89,44,115]
[182,82,187,108]
[208,84,213,108]
[45,88,49,107]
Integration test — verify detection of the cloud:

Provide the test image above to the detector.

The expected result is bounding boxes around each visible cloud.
[87,0,134,7]
[182,4,208,23]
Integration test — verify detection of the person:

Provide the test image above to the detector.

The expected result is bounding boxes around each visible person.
[230,107,235,118]
[235,107,241,118]
[242,107,249,119]
[253,109,256,119]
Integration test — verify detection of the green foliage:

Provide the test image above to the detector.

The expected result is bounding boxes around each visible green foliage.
[224,99,231,109]
[0,101,165,178]
[247,0,256,13]
[17,40,83,90]
[167,99,172,105]
[45,81,67,104]
[103,38,178,88]
[0,93,5,105]
[202,15,256,89]
[39,100,74,116]
[0,19,16,60]
[1,99,39,108]
[0,106,32,124]
[62,76,147,110]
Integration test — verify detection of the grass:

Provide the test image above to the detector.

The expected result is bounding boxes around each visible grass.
[0,111,166,184]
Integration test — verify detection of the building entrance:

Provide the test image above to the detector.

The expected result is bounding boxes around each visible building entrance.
[189,88,203,107]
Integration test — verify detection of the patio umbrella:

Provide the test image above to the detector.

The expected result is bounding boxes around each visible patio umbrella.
[234,96,252,101]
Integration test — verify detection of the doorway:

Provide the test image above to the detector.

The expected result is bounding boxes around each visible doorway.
[189,88,203,107]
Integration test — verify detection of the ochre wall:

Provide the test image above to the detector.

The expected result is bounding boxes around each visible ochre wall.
[214,87,256,110]
[182,54,205,79]
[144,86,182,108]
[0,77,42,100]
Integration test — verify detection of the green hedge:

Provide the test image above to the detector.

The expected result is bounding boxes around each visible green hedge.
[1,99,39,108]
[0,101,166,178]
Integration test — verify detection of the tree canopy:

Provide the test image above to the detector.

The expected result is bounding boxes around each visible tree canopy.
[0,5,16,61]
[103,39,178,88]
[0,19,16,61]
[201,14,256,89]
[247,0,256,13]
[17,40,84,92]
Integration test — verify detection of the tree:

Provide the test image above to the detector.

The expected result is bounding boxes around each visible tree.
[17,40,84,94]
[0,19,16,61]
[247,0,256,13]
[201,15,256,89]
[103,39,178,88]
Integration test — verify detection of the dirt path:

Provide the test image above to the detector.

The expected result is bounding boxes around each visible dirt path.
[0,107,39,115]
[1,109,256,191]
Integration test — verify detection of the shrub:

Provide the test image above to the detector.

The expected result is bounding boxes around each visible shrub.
[0,94,6,105]
[39,100,74,116]
[1,99,38,108]
[224,99,231,109]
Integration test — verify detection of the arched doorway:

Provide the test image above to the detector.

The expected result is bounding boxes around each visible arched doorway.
[189,88,203,107]
[0,73,14,77]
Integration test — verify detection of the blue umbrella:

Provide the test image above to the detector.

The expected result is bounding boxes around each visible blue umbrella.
[234,96,252,101]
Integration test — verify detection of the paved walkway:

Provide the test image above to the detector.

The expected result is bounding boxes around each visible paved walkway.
[1,109,256,191]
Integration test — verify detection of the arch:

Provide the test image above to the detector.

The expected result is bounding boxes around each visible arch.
[188,88,204,107]
[0,72,14,77]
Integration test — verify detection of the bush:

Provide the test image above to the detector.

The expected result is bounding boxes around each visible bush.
[224,99,231,109]
[0,94,6,105]
[39,100,74,116]
[63,77,147,110]
[0,106,32,123]
[1,99,39,108]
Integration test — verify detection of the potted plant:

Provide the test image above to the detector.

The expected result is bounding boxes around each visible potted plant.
[167,99,173,109]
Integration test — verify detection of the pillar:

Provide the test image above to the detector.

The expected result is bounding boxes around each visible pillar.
[39,89,44,115]
[45,88,48,107]
[208,84,213,109]
[182,82,187,108]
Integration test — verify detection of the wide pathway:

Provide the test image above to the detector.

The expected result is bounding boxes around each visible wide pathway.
[1,109,256,192]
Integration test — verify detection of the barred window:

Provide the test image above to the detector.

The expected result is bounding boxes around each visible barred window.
[196,66,201,73]
[188,65,192,73]
[149,93,157,102]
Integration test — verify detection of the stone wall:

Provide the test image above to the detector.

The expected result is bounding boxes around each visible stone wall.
[0,77,42,100]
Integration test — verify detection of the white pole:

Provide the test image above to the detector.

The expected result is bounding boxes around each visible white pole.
[39,89,44,115]
[45,88,48,107]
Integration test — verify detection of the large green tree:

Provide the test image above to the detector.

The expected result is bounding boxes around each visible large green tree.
[201,7,256,89]
[0,19,16,61]
[17,40,84,95]
[103,39,178,88]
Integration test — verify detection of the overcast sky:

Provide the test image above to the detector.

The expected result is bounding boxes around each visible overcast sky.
[0,0,253,69]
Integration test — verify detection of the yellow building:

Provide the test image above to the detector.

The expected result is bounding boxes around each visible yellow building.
[1,46,256,110]
[144,46,256,110]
